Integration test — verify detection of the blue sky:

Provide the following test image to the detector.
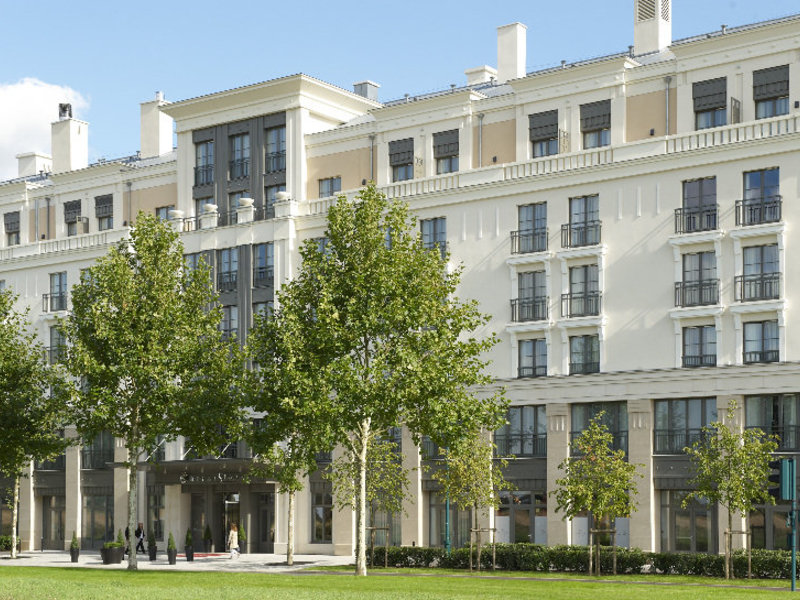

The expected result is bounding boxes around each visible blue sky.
[1,0,798,178]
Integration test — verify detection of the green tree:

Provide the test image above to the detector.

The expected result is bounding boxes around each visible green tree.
[552,413,642,575]
[62,213,245,570]
[684,399,778,579]
[248,184,506,575]
[0,289,70,558]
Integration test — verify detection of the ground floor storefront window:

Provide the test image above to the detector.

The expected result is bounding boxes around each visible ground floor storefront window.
[147,484,165,542]
[42,495,65,550]
[496,490,547,544]
[81,493,114,550]
[660,490,717,553]
[366,504,400,547]
[311,482,332,543]
[0,489,12,535]
[429,492,471,548]
[751,504,791,550]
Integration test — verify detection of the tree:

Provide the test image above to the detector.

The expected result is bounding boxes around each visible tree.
[0,289,70,558]
[248,184,506,575]
[684,399,778,579]
[552,413,643,575]
[62,213,245,570]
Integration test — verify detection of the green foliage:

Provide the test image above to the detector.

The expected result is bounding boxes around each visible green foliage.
[0,536,13,551]
[103,531,124,550]
[203,525,212,542]
[239,526,246,543]
[70,531,79,551]
[147,530,156,548]
[185,528,193,547]
[167,532,176,551]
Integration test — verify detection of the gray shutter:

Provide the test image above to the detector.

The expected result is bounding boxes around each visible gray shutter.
[433,130,459,158]
[94,195,113,218]
[753,65,789,100]
[580,100,611,131]
[388,138,414,166]
[264,112,286,128]
[529,110,558,141]
[64,200,82,224]
[693,77,727,111]
[4,211,20,233]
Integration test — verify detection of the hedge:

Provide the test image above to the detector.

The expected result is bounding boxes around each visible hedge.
[0,535,20,551]
[367,543,800,579]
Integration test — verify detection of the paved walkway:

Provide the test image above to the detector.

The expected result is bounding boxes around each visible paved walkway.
[0,550,353,573]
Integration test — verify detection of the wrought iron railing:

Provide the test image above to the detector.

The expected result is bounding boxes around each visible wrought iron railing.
[570,430,627,454]
[561,291,601,317]
[569,361,600,375]
[36,454,66,470]
[510,298,548,322]
[81,449,114,470]
[674,280,719,307]
[682,354,716,368]
[560,222,601,248]
[253,266,274,288]
[42,293,67,312]
[653,428,709,454]
[494,433,547,457]
[193,164,214,186]
[217,271,238,292]
[517,364,547,378]
[746,425,800,451]
[735,273,780,302]
[735,196,781,226]
[744,349,779,364]
[229,158,249,179]
[266,151,286,172]
[510,230,547,254]
[674,205,718,234]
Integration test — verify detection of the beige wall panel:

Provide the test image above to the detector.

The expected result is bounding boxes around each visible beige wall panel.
[472,119,516,168]
[128,183,177,224]
[626,89,677,141]
[306,147,370,199]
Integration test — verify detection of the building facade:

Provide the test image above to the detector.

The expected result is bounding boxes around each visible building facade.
[2,0,800,556]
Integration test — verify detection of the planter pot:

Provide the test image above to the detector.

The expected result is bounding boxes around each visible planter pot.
[167,548,177,565]
[70,547,79,563]
[185,546,194,561]
[204,541,212,553]
[101,546,123,565]
[111,546,124,564]
[239,543,246,555]
[148,546,157,561]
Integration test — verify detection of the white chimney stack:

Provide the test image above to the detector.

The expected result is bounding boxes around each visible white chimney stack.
[140,91,173,158]
[497,23,527,83]
[51,104,88,173]
[465,65,498,86]
[16,152,52,178]
[633,0,672,56]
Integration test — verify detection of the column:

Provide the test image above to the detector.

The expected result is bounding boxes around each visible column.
[400,428,423,547]
[546,402,570,545]
[17,464,35,551]
[627,398,655,551]
[113,438,129,538]
[64,427,81,550]
[719,394,746,551]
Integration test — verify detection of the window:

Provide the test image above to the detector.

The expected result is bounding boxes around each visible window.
[311,483,333,543]
[229,133,250,179]
[744,320,779,363]
[264,184,285,220]
[253,301,274,323]
[571,402,626,451]
[751,504,793,550]
[513,203,547,254]
[433,130,459,174]
[660,490,716,553]
[217,248,238,291]
[4,211,20,246]
[529,110,559,157]
[195,140,214,185]
[676,252,717,307]
[253,243,274,288]
[682,326,716,368]
[223,191,247,226]
[313,236,330,255]
[366,504,401,547]
[496,491,547,544]
[147,485,165,542]
[265,126,286,172]
[0,280,5,291]
[580,100,610,149]
[155,205,174,221]
[46,272,67,312]
[518,339,547,378]
[754,65,789,119]
[739,168,781,226]
[569,335,600,375]
[318,177,341,198]
[64,200,81,237]
[389,138,414,182]
[677,177,717,233]
[49,326,66,364]
[95,195,113,231]
[81,494,114,550]
[563,265,599,317]
[496,405,546,456]
[513,271,547,322]
[429,492,471,548]
[420,217,446,260]
[654,398,717,453]
[737,245,779,301]
[693,77,727,129]
[563,195,600,248]
[746,394,800,451]
[220,305,238,340]
[81,431,114,470]
[184,252,202,273]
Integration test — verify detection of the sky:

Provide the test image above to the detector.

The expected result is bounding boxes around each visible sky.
[1,0,799,181]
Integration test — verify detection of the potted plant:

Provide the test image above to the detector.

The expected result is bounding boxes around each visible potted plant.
[203,524,212,553]
[69,531,79,563]
[184,528,194,561]
[147,530,157,561]
[167,532,177,565]
[101,531,124,565]
[238,525,246,555]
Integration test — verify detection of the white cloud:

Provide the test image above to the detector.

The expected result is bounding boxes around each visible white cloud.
[0,78,89,181]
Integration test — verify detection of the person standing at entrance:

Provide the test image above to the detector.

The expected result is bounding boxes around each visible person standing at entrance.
[227,523,239,559]
[135,522,145,554]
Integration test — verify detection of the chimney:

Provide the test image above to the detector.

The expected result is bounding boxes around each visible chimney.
[16,152,52,178]
[633,0,672,56]
[140,91,174,158]
[497,23,527,83]
[465,65,498,86]
[353,80,380,101]
[51,103,88,173]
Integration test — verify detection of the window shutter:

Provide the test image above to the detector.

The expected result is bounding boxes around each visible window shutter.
[388,138,414,166]
[529,110,559,141]
[693,78,727,111]
[432,130,459,159]
[64,200,82,224]
[753,65,789,100]
[580,100,611,131]
[94,195,113,218]
[4,211,20,233]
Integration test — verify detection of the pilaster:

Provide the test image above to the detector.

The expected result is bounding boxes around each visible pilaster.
[627,398,655,551]
[546,402,570,545]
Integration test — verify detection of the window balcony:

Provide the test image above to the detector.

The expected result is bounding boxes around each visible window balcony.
[560,222,601,248]
[569,361,600,375]
[255,204,275,221]
[735,273,780,302]
[674,205,718,234]
[217,272,238,292]
[494,433,547,457]
[570,430,627,454]
[266,151,286,172]
[746,425,800,452]
[81,449,114,470]
[517,364,546,378]
[35,454,66,471]
[218,210,238,227]
[253,266,274,288]
[682,354,716,368]
[735,196,781,226]
[510,298,548,322]
[194,164,214,186]
[510,230,547,254]
[744,349,779,364]
[229,158,250,180]
[674,280,718,307]
[561,291,601,318]
[42,292,67,312]
[653,428,709,454]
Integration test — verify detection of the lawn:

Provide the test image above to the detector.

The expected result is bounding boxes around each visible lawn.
[0,567,795,599]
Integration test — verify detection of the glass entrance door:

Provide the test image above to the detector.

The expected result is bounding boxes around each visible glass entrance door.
[42,496,65,550]
[257,493,275,553]
[221,493,240,549]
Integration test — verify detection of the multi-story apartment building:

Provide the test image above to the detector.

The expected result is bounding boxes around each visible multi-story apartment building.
[3,0,800,556]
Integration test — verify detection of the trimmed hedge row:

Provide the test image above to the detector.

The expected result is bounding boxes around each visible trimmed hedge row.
[368,543,799,579]
[0,535,18,551]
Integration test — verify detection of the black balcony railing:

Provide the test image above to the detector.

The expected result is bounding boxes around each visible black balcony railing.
[674,205,718,234]
[266,151,286,172]
[218,442,239,459]
[735,273,780,302]
[569,361,600,375]
[510,230,547,254]
[744,349,779,364]
[229,158,250,179]
[36,454,66,470]
[510,298,548,322]
[517,364,547,378]
[81,449,114,470]
[42,293,67,312]
[194,164,214,186]
[217,272,238,292]
[735,196,782,226]
[561,222,601,248]
[746,425,800,452]
[682,354,716,368]
[674,280,719,307]
[217,210,239,227]
[653,428,709,454]
[561,291,601,317]
[494,433,547,457]
[255,204,275,221]
[421,437,446,460]
[253,266,274,288]
[570,430,627,454]
[46,346,66,364]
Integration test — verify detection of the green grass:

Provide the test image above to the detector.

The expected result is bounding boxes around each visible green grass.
[0,567,796,599]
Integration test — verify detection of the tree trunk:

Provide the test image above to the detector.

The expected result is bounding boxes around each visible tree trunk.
[287,489,295,566]
[355,419,370,576]
[127,450,138,571]
[10,474,19,558]
[726,509,733,580]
